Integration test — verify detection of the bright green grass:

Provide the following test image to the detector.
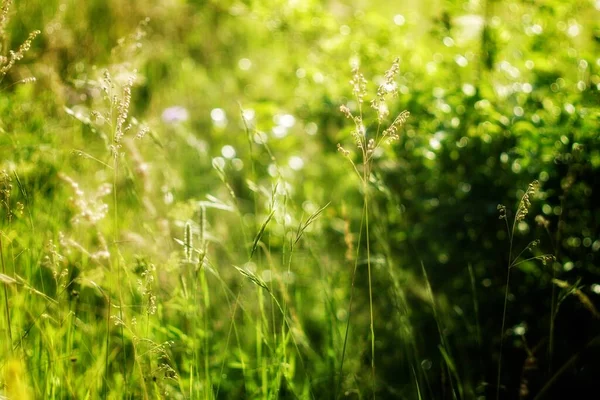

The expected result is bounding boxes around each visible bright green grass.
[2,0,600,399]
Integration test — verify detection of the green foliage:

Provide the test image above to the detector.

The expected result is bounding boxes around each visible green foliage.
[1,0,599,399]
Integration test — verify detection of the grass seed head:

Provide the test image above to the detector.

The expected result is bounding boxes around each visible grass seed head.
[0,29,40,77]
[350,66,367,104]
[184,221,193,262]
[516,180,539,222]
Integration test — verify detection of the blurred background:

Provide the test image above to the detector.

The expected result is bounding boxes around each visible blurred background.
[1,0,600,398]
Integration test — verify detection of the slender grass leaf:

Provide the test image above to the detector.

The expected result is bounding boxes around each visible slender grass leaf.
[294,202,330,246]
[439,344,464,399]
[251,209,275,259]
[0,273,17,284]
[233,265,268,290]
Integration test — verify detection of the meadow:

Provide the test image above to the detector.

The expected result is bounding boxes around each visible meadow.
[1,0,600,399]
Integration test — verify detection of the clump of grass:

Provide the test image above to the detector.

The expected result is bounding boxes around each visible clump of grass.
[58,20,153,396]
[337,58,410,396]
[495,180,555,399]
[173,205,215,398]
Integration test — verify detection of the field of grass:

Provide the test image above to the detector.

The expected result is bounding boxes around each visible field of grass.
[1,0,600,399]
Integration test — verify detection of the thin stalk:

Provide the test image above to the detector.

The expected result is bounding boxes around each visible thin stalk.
[103,297,111,398]
[215,282,246,398]
[497,208,517,400]
[337,201,366,398]
[511,256,552,268]
[113,130,127,387]
[191,264,198,399]
[190,364,194,399]
[0,235,12,353]
[278,191,289,389]
[468,263,482,351]
[133,346,150,400]
[363,171,376,397]
[200,264,212,400]
[421,261,460,399]
[547,196,564,375]
[258,285,267,398]
[496,270,511,399]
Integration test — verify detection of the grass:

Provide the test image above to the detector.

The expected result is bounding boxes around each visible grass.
[1,0,600,399]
